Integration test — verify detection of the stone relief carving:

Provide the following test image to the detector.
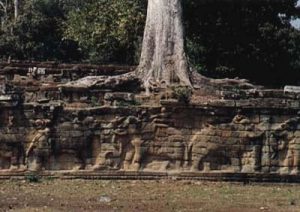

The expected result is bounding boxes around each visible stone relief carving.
[1,61,300,177]
[0,137,25,171]
[267,117,300,174]
[1,106,300,175]
[93,108,187,172]
[190,114,263,173]
[51,116,95,171]
[93,115,144,171]
[26,119,51,171]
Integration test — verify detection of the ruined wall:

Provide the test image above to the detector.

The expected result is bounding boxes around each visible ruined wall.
[0,62,300,178]
[1,101,300,176]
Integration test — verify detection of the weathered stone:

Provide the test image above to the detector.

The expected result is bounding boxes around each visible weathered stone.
[1,62,300,180]
[284,85,300,93]
[70,131,84,138]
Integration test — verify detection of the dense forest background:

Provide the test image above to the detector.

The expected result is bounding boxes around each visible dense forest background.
[0,0,300,87]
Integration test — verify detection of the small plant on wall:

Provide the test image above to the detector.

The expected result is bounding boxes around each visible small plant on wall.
[172,86,193,104]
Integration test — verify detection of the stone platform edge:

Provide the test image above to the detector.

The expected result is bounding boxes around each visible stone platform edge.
[0,171,300,183]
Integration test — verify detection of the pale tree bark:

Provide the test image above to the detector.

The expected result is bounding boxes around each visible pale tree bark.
[136,0,192,90]
[14,0,18,20]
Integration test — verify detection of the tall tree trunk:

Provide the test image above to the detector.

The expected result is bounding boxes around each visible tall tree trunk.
[136,0,192,89]
[14,0,18,20]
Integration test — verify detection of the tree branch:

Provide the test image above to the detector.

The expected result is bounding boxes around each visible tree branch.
[0,1,7,12]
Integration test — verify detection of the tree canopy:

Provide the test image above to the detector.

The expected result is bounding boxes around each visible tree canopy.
[184,0,300,86]
[0,0,300,87]
[64,0,145,64]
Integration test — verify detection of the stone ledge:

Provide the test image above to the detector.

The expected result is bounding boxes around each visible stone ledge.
[0,171,300,183]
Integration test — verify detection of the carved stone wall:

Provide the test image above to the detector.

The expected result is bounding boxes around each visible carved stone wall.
[1,103,300,175]
[0,62,300,179]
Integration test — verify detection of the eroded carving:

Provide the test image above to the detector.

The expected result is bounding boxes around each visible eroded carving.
[190,114,263,173]
[1,62,300,179]
[26,119,51,171]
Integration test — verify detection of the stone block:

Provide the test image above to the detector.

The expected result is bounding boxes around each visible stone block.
[156,127,168,137]
[94,130,101,135]
[167,127,181,135]
[71,131,84,138]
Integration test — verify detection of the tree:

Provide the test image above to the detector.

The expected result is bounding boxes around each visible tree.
[0,0,20,26]
[136,0,192,89]
[0,0,81,61]
[0,0,10,29]
[64,0,146,64]
[1,0,300,89]
[184,0,300,87]
[14,0,18,20]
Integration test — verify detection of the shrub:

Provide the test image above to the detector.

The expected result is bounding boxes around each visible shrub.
[25,173,40,183]
[172,86,193,104]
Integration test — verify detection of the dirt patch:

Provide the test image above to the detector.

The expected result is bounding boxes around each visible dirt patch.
[0,180,299,212]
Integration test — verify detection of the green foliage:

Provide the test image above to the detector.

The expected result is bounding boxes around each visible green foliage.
[64,0,146,64]
[183,0,300,87]
[90,96,99,107]
[172,86,193,104]
[115,99,141,107]
[1,0,300,87]
[45,176,55,181]
[0,0,82,61]
[25,173,40,183]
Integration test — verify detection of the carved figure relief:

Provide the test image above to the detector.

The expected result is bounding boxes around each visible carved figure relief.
[26,119,51,171]
[190,114,264,173]
[95,115,144,171]
[1,69,300,178]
